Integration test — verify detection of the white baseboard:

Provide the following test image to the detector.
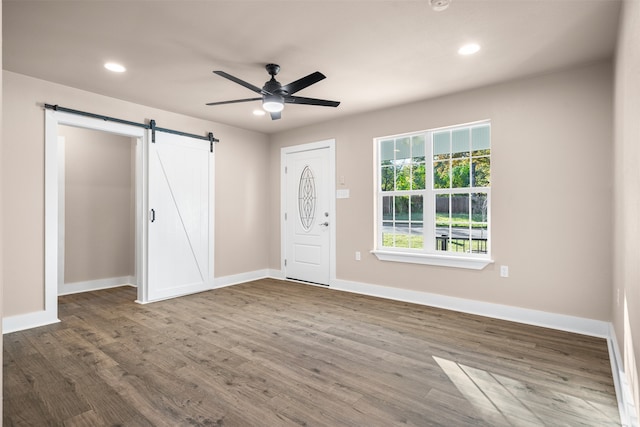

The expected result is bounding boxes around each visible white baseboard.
[329,277,609,337]
[267,268,285,280]
[214,269,270,288]
[59,275,136,296]
[3,310,60,334]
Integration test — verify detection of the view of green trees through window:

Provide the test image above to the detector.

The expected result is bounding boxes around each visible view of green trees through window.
[378,122,490,255]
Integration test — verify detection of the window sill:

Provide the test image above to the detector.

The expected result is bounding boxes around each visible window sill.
[371,250,493,270]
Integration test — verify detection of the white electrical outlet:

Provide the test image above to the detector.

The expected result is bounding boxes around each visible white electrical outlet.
[355,251,361,261]
[500,265,509,277]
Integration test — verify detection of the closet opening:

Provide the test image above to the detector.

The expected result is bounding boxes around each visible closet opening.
[58,125,138,297]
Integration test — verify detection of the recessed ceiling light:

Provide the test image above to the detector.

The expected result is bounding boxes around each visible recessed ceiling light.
[253,109,266,116]
[104,62,126,73]
[430,0,451,11]
[458,43,481,56]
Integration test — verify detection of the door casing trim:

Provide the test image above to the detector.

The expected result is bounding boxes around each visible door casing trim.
[45,110,148,315]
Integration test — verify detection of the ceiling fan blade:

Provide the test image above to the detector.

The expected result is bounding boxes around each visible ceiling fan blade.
[280,71,326,95]
[213,71,270,95]
[206,97,262,106]
[270,111,282,120]
[285,96,340,107]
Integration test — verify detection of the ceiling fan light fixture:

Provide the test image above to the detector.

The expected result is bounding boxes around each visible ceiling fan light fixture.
[208,64,339,121]
[263,95,284,113]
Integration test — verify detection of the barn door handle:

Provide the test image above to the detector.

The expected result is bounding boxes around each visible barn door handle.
[150,209,156,222]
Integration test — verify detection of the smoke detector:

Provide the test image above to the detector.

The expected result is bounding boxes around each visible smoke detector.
[430,0,451,11]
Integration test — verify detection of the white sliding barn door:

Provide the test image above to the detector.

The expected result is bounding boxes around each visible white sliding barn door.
[147,132,214,301]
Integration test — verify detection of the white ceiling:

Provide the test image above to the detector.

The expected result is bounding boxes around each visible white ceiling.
[3,0,621,134]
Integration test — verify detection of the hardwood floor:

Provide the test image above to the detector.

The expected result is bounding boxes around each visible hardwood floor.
[4,278,620,426]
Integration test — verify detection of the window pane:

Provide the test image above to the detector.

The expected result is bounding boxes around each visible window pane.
[409,231,423,249]
[396,164,411,190]
[435,193,450,252]
[472,125,490,155]
[452,128,470,158]
[394,233,411,248]
[381,166,394,191]
[435,235,449,251]
[382,220,394,248]
[394,196,409,221]
[394,222,411,249]
[436,194,449,252]
[410,195,423,221]
[449,235,471,253]
[381,139,395,162]
[412,135,425,161]
[472,157,490,187]
[472,224,488,254]
[471,193,488,223]
[451,193,470,227]
[382,196,393,220]
[433,131,450,160]
[450,193,471,253]
[396,137,410,160]
[433,160,450,189]
[412,163,425,190]
[382,232,394,247]
[451,158,470,188]
[435,193,449,220]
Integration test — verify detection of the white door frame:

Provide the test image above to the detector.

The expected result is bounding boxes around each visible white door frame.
[280,139,336,285]
[44,109,148,324]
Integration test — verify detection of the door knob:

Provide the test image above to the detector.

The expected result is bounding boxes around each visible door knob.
[320,222,329,227]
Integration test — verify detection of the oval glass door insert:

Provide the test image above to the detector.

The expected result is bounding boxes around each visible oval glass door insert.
[298,165,316,231]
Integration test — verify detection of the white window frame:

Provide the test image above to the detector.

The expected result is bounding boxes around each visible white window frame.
[371,120,493,270]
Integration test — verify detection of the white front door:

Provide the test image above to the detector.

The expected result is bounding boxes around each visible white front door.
[284,145,333,285]
[147,131,214,301]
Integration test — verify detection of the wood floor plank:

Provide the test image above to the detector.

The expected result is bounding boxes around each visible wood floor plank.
[4,279,621,426]
[4,392,56,427]
[12,353,92,422]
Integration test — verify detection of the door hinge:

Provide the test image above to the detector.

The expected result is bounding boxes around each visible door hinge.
[284,259,287,267]
[285,166,287,174]
[284,212,287,221]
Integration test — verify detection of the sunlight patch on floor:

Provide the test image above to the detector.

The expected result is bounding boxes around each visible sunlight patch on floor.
[433,355,619,426]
